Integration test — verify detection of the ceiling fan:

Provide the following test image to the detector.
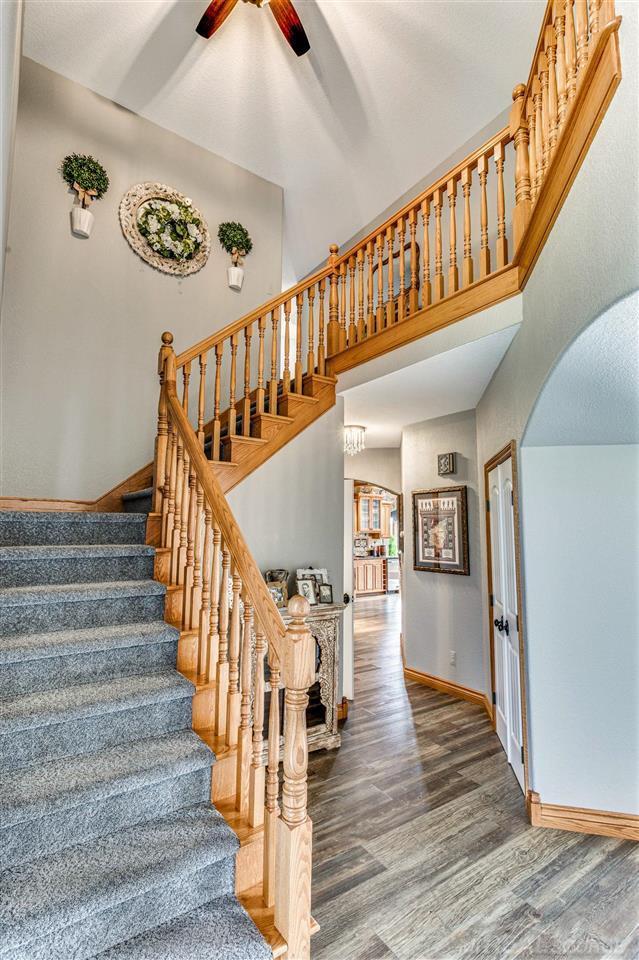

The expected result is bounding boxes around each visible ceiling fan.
[196,0,311,57]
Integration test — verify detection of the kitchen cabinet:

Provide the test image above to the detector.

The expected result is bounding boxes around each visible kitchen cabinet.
[355,494,382,533]
[353,557,385,595]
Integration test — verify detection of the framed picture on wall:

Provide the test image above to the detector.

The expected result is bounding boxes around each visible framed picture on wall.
[412,485,469,576]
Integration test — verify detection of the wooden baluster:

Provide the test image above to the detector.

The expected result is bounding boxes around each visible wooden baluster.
[348,256,357,345]
[539,52,550,176]
[533,76,544,188]
[182,468,198,628]
[545,26,559,156]
[357,249,365,341]
[228,333,239,437]
[526,97,539,201]
[478,157,491,277]
[282,299,292,395]
[177,448,190,586]
[598,0,614,30]
[317,279,326,375]
[461,167,474,287]
[574,0,589,79]
[306,284,316,377]
[274,596,315,960]
[295,292,304,393]
[206,525,222,682]
[240,323,253,437]
[198,506,213,679]
[269,309,279,413]
[226,571,242,747]
[494,141,508,268]
[236,594,253,816]
[170,437,183,583]
[197,353,207,446]
[263,647,281,907]
[589,0,601,49]
[397,217,406,322]
[256,316,266,415]
[510,84,532,248]
[554,0,569,131]
[433,188,444,301]
[163,423,177,549]
[375,233,385,330]
[327,244,340,356]
[408,209,419,315]
[189,481,204,636]
[366,242,375,335]
[215,547,231,736]
[249,631,267,828]
[421,198,432,306]
[385,225,395,327]
[565,0,578,104]
[447,178,459,294]
[211,342,223,461]
[182,361,191,417]
[338,261,347,350]
[152,332,174,514]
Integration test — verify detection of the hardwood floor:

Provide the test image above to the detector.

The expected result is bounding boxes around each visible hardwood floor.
[307,595,639,960]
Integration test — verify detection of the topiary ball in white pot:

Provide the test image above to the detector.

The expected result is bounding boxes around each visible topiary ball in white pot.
[227,265,244,290]
[71,206,95,238]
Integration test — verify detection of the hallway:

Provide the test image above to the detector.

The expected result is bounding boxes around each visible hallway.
[307,595,639,960]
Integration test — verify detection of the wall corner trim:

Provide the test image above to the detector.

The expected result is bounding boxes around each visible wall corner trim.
[403,666,492,719]
[528,790,639,841]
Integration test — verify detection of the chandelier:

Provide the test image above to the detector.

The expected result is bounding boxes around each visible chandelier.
[344,425,366,456]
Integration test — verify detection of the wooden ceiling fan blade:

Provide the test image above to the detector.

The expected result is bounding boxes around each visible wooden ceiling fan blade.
[268,0,310,56]
[196,0,239,38]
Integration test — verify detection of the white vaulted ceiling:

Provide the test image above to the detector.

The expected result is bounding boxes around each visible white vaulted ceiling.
[23,0,542,279]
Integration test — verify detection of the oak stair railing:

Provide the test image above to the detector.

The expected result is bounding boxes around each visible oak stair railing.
[146,2,622,956]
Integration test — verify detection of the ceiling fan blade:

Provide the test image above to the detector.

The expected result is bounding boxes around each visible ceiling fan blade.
[268,0,310,56]
[196,0,239,38]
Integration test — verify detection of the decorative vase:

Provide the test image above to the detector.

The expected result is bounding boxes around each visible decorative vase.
[227,265,244,290]
[71,206,94,238]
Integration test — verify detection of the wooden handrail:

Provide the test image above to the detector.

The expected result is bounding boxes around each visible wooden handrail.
[164,350,286,650]
[176,264,334,368]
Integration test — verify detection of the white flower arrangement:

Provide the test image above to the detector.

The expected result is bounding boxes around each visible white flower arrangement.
[137,198,204,262]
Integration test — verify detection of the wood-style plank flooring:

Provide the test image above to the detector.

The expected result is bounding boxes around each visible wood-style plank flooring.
[307,594,639,960]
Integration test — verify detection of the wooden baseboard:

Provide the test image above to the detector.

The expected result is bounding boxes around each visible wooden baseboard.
[528,791,639,841]
[404,666,492,719]
[337,697,349,722]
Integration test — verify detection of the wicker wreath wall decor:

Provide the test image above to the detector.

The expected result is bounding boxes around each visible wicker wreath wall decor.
[119,182,211,277]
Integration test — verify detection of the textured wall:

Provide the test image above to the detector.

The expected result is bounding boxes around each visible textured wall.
[343,447,401,494]
[401,410,484,693]
[0,0,22,301]
[1,58,283,500]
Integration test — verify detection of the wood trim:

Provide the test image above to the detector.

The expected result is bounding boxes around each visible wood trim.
[404,666,492,719]
[337,697,349,722]
[0,496,96,512]
[514,19,622,285]
[483,440,530,796]
[326,265,521,376]
[528,791,639,841]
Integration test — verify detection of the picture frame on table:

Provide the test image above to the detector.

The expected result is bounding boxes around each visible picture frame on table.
[296,567,329,586]
[412,485,469,576]
[266,579,288,609]
[318,583,333,604]
[296,578,318,605]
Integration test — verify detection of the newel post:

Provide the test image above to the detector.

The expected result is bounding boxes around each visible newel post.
[275,595,315,960]
[152,331,175,514]
[326,243,340,357]
[510,83,532,251]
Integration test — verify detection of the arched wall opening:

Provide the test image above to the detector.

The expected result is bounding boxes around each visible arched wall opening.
[519,290,639,814]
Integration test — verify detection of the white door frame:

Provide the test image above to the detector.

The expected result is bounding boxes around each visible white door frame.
[484,441,530,798]
[342,479,355,701]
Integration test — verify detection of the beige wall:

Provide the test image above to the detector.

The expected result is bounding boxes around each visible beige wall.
[1,58,283,500]
[343,447,401,494]
[0,0,22,302]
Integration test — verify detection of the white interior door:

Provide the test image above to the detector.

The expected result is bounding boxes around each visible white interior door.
[342,480,354,701]
[488,457,524,792]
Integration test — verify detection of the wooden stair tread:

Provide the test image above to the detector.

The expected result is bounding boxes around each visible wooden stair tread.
[239,886,320,959]
[216,799,264,845]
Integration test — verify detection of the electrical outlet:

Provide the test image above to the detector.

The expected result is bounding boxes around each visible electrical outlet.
[449,650,456,666]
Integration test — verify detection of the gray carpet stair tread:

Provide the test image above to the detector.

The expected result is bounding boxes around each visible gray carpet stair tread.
[121,488,153,502]
[0,544,155,560]
[0,511,147,524]
[0,579,165,608]
[0,804,239,954]
[95,894,271,960]
[0,671,194,734]
[0,621,179,664]
[0,730,214,828]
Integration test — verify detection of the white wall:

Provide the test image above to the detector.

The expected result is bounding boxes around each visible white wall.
[401,410,484,692]
[1,58,283,500]
[521,444,639,813]
[0,0,22,303]
[343,447,401,493]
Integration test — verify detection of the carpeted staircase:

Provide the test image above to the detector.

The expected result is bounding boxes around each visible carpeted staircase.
[0,509,271,960]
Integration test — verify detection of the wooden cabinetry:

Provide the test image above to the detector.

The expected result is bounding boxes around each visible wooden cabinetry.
[355,494,383,532]
[353,557,385,596]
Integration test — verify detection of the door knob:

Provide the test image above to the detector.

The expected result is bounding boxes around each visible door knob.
[494,616,504,632]
[504,619,510,637]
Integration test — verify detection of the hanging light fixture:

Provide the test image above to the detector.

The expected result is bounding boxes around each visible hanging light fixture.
[344,425,366,456]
